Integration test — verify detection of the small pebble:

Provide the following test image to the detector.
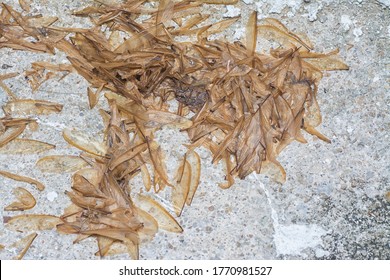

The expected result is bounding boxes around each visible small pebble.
[47,191,58,202]
[224,5,241,17]
[353,27,363,37]
[340,15,353,32]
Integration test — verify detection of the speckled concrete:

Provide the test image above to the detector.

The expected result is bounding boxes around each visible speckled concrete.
[0,0,389,260]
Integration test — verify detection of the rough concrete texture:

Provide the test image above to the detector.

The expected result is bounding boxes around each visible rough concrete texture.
[0,0,389,260]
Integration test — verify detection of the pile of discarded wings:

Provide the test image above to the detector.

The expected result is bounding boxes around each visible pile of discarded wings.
[0,0,348,259]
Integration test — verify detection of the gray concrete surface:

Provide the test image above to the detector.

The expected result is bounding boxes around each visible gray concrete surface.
[0,0,389,259]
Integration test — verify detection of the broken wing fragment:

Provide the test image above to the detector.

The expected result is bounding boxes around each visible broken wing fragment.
[301,50,349,71]
[100,239,139,260]
[246,11,258,57]
[4,187,36,211]
[259,160,286,184]
[0,139,55,154]
[204,16,240,37]
[63,128,107,157]
[172,155,191,216]
[257,24,312,51]
[219,152,235,189]
[95,236,115,258]
[185,150,201,206]
[134,207,159,243]
[11,232,37,260]
[0,72,19,99]
[108,142,147,171]
[36,155,89,173]
[140,164,152,192]
[303,125,331,143]
[0,124,27,148]
[3,99,63,115]
[135,194,183,233]
[145,139,171,187]
[87,86,103,109]
[145,110,193,129]
[4,214,61,232]
[0,170,45,191]
[156,0,174,27]
[18,0,31,13]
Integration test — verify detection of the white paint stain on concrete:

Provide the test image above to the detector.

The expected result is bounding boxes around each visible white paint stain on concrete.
[254,174,328,256]
[224,5,241,17]
[274,224,328,256]
[268,0,301,14]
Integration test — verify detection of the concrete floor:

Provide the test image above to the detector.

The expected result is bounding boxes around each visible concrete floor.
[0,0,389,259]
